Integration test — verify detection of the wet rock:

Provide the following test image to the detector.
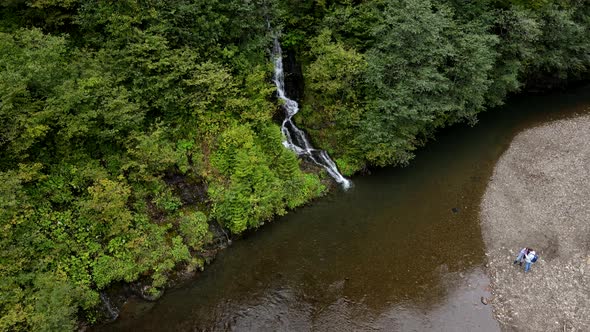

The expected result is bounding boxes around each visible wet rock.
[130,283,164,302]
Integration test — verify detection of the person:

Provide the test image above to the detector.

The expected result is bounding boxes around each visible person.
[513,247,529,266]
[524,249,537,272]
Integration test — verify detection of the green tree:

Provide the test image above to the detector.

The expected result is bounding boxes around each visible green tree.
[299,28,366,173]
[0,29,68,165]
[357,0,497,166]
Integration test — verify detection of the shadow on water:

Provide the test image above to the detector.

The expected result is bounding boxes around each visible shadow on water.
[97,85,590,331]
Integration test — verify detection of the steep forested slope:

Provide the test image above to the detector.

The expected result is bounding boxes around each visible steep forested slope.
[1,0,589,330]
[294,0,590,170]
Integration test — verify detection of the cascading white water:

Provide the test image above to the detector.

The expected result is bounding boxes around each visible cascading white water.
[100,292,119,321]
[272,38,351,190]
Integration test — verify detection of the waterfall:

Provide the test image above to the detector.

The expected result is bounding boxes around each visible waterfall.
[100,292,119,321]
[272,38,352,190]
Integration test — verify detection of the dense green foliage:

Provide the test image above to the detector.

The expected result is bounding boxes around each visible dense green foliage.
[1,0,589,330]
[295,0,590,170]
[0,1,325,330]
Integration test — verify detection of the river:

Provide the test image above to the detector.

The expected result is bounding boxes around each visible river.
[97,85,590,331]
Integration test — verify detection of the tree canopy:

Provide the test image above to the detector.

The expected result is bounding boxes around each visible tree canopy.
[1,0,589,330]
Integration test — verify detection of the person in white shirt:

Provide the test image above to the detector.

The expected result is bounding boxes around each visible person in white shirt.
[524,249,537,272]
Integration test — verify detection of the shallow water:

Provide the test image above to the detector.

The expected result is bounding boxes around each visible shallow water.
[98,86,590,331]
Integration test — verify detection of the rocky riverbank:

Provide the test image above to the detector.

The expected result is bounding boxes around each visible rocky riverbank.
[480,114,590,331]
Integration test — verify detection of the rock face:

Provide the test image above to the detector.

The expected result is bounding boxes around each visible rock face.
[480,114,590,332]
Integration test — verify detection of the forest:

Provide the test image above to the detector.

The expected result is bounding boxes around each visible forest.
[1,0,589,330]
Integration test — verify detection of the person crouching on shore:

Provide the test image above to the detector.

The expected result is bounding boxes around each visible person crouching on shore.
[514,247,529,266]
[524,249,537,272]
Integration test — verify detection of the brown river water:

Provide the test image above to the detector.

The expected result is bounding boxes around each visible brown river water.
[96,85,590,331]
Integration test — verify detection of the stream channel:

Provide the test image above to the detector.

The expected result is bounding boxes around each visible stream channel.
[98,85,590,331]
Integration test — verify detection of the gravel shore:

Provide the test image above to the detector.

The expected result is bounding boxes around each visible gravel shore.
[480,114,590,332]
